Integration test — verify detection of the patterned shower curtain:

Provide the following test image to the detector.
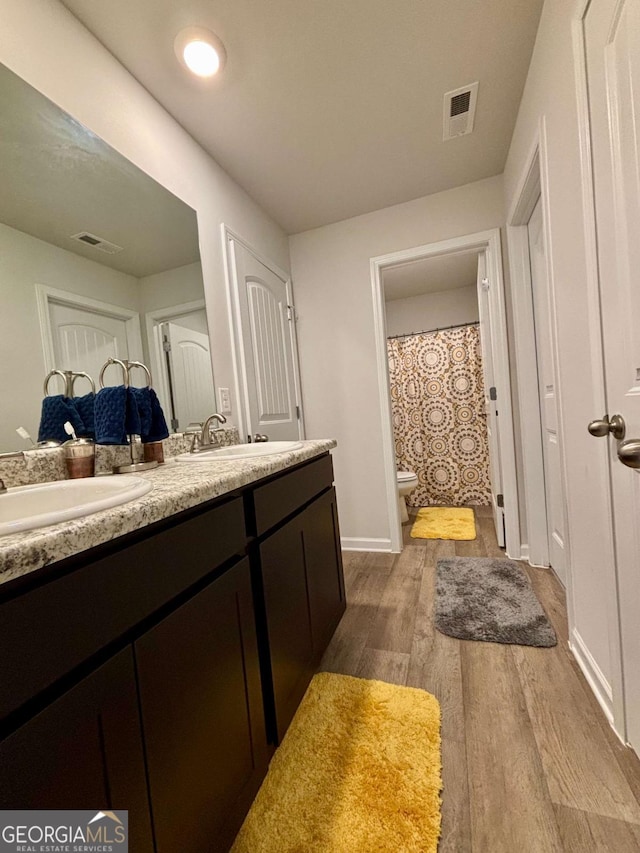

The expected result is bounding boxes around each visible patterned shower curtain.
[387,324,491,507]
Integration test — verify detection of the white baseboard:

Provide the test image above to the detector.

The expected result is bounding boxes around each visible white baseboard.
[505,543,528,561]
[570,628,614,725]
[341,537,394,553]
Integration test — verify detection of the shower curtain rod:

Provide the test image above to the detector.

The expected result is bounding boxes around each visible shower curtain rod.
[387,320,480,340]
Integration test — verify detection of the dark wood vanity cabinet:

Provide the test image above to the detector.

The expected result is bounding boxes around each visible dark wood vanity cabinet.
[0,452,345,853]
[0,647,155,852]
[135,556,268,853]
[260,487,345,743]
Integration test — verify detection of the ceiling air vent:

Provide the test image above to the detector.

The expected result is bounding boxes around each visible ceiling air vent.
[70,231,124,255]
[443,82,479,141]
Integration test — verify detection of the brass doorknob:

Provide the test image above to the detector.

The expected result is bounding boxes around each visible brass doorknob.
[618,439,640,469]
[587,414,626,440]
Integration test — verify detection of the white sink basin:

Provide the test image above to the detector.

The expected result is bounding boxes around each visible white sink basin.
[177,441,304,462]
[0,475,153,536]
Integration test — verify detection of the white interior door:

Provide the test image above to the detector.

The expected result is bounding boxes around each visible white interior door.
[476,253,505,546]
[48,299,141,391]
[229,239,302,441]
[162,321,215,430]
[585,0,640,750]
[527,198,567,584]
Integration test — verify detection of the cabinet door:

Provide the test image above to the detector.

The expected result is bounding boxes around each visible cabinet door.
[0,647,153,853]
[135,557,267,853]
[260,516,315,743]
[302,487,346,658]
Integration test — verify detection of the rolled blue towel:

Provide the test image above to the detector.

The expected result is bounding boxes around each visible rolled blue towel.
[73,393,95,439]
[145,388,169,443]
[128,387,152,438]
[94,385,128,445]
[38,395,85,443]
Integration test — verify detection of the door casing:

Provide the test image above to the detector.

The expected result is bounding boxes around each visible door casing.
[370,228,519,556]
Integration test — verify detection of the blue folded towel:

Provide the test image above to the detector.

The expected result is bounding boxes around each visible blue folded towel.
[125,387,142,437]
[38,395,86,444]
[73,392,95,439]
[94,385,128,445]
[128,387,152,438]
[145,388,169,443]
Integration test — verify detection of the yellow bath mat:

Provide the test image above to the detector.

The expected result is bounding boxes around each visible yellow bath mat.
[411,506,476,540]
[231,672,442,853]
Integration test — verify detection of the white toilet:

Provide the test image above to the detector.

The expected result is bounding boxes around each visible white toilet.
[397,470,419,523]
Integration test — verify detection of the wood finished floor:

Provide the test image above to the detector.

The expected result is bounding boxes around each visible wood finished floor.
[320,505,640,852]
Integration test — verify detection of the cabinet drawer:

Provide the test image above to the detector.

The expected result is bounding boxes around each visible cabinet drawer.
[253,454,333,535]
[0,496,246,722]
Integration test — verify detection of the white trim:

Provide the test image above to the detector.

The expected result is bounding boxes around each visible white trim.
[519,543,530,563]
[538,118,574,589]
[506,119,577,638]
[571,0,627,743]
[506,122,577,590]
[570,628,614,727]
[35,284,143,377]
[143,299,208,424]
[370,229,520,558]
[506,140,549,570]
[370,255,404,553]
[221,224,304,442]
[341,537,393,553]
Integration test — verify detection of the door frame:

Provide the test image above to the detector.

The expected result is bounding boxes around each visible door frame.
[221,225,305,442]
[505,122,571,576]
[35,284,143,376]
[370,228,520,556]
[144,299,210,426]
[567,0,626,739]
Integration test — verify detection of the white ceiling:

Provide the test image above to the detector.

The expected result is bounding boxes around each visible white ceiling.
[0,62,200,278]
[383,251,478,301]
[60,0,544,234]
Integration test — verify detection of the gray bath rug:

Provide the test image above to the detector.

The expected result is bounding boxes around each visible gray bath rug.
[435,557,557,647]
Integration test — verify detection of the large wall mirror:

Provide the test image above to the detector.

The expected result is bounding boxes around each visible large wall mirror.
[0,62,216,452]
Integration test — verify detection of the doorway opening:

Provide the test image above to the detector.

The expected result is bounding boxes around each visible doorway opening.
[370,229,519,555]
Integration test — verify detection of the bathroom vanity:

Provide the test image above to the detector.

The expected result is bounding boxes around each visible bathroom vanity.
[0,443,344,852]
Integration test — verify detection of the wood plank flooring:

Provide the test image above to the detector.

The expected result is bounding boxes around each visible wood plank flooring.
[319,506,640,852]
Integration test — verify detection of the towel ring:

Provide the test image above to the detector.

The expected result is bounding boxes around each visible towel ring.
[43,369,68,397]
[44,369,96,397]
[99,357,129,389]
[70,371,96,396]
[127,361,152,388]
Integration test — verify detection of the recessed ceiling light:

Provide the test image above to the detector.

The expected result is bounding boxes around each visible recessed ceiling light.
[174,27,226,78]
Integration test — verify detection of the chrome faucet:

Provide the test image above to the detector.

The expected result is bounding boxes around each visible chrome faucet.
[190,413,227,453]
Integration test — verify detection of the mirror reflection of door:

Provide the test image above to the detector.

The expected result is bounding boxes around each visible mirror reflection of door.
[161,318,215,431]
[41,288,144,391]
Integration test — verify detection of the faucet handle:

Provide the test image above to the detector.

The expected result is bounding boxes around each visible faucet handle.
[253,434,269,443]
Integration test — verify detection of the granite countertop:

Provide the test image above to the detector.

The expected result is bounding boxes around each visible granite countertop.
[0,439,336,587]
